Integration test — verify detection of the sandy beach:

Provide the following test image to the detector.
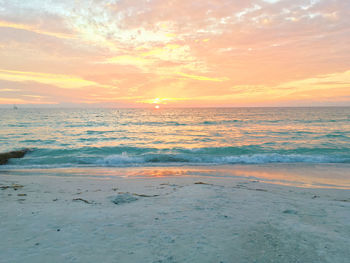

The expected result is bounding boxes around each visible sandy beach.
[1,165,349,263]
[2,0,350,260]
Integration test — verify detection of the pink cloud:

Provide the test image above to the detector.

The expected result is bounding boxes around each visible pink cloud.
[0,0,349,106]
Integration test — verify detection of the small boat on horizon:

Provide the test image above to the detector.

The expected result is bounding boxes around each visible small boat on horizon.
[13,105,18,110]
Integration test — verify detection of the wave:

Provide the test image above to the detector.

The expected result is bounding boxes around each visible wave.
[119,121,187,126]
[2,146,350,168]
[200,120,240,125]
[91,153,348,166]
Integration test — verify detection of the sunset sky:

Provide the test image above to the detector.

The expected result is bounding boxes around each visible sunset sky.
[0,0,349,107]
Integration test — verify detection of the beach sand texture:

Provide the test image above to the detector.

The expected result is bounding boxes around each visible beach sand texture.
[1,167,349,263]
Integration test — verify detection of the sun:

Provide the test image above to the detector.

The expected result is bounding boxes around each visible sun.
[155,105,160,109]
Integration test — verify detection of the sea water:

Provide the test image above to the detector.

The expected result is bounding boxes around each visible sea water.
[1,107,350,169]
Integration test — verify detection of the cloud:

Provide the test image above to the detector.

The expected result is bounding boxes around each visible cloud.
[0,20,75,39]
[0,69,115,89]
[0,0,349,106]
[101,55,153,67]
[176,72,229,82]
[187,70,350,105]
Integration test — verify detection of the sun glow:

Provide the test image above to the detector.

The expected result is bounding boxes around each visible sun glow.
[0,1,349,107]
[139,97,190,105]
[153,98,161,104]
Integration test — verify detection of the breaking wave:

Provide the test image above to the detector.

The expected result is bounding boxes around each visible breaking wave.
[3,146,350,168]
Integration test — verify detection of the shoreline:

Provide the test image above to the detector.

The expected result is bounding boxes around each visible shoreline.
[1,163,350,189]
[1,165,349,262]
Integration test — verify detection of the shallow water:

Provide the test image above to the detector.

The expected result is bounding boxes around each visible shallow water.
[2,164,350,189]
[1,107,350,168]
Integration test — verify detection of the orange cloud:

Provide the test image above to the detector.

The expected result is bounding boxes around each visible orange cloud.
[0,20,75,39]
[0,69,115,89]
[0,0,349,106]
[176,72,229,82]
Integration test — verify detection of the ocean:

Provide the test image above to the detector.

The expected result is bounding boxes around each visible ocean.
[1,107,350,169]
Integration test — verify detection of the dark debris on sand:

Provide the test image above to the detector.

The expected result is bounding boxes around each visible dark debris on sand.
[0,184,24,190]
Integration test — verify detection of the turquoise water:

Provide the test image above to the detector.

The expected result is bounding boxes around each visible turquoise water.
[1,107,350,168]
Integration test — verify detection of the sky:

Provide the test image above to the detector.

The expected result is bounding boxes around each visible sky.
[0,0,349,107]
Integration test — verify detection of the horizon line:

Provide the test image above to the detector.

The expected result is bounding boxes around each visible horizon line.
[1,105,350,109]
